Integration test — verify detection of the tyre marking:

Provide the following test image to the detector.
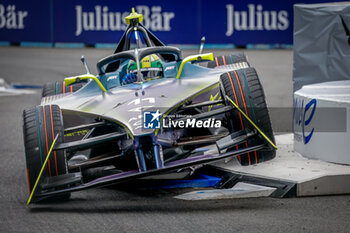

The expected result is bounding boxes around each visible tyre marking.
[55,82,58,95]
[215,57,219,66]
[49,105,59,176]
[241,70,260,163]
[234,71,254,164]
[228,73,244,132]
[42,106,52,176]
[70,85,73,93]
[241,71,257,123]
[35,108,43,166]
[26,168,31,193]
[222,56,226,65]
[234,71,249,119]
[230,55,233,64]
[62,81,65,94]
[227,72,244,161]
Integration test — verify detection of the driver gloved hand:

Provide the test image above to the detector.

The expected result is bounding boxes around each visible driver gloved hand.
[121,72,137,85]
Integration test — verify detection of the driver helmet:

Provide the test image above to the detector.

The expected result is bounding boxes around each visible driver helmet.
[127,54,163,81]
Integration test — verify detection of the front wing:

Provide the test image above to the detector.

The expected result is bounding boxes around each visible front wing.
[33,143,266,201]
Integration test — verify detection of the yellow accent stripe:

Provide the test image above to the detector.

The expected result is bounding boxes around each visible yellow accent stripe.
[65,74,106,92]
[176,53,214,79]
[226,96,277,150]
[27,134,58,205]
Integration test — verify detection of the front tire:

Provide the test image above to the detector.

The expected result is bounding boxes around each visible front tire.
[23,105,70,201]
[219,68,275,165]
[208,53,249,68]
[42,81,85,97]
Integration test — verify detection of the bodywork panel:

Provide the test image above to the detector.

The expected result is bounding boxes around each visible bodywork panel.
[42,64,233,136]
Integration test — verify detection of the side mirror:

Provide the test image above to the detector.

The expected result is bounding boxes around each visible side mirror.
[64,74,106,92]
[176,53,214,79]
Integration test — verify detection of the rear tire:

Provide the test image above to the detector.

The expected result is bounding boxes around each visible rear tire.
[208,53,249,68]
[42,81,84,97]
[23,105,70,201]
[219,68,275,165]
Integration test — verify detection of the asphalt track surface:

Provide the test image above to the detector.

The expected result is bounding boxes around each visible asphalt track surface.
[0,47,349,233]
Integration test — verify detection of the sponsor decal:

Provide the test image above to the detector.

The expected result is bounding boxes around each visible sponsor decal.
[107,75,118,81]
[208,92,222,112]
[64,129,88,137]
[293,98,317,144]
[164,65,175,72]
[302,99,316,144]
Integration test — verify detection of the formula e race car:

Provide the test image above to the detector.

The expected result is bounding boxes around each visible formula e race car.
[22,9,276,204]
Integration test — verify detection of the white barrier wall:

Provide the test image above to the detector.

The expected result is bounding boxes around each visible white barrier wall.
[294,81,350,165]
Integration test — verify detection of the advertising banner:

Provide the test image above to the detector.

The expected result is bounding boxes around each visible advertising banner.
[0,0,340,45]
[53,0,198,44]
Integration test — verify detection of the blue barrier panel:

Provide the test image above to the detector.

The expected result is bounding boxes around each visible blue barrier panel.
[0,0,341,45]
[0,0,51,42]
